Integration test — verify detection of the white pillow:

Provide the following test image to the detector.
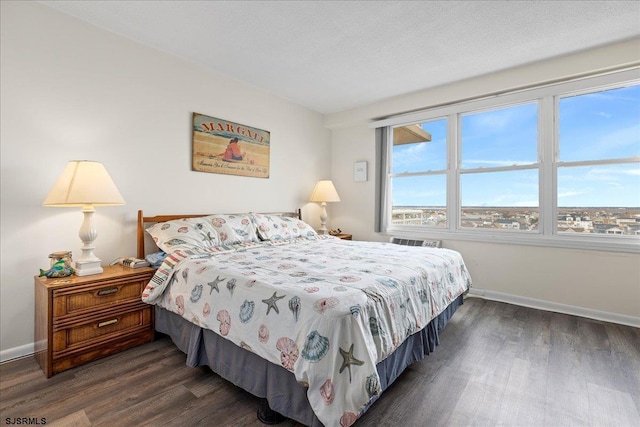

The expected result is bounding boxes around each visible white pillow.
[204,214,259,245]
[251,213,318,241]
[146,217,220,253]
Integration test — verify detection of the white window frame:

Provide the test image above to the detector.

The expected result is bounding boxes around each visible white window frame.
[390,116,449,228]
[373,69,640,254]
[457,100,541,233]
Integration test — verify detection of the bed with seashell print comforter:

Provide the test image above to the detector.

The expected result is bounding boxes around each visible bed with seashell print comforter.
[142,236,471,427]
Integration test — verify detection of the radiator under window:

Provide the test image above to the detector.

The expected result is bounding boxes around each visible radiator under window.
[389,237,441,248]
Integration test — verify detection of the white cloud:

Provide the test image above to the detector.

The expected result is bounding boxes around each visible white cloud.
[392,139,446,171]
[568,123,640,160]
[585,166,640,182]
[558,191,586,198]
[467,104,537,132]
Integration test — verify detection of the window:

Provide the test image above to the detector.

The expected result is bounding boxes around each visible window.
[459,103,539,231]
[376,69,640,253]
[557,85,640,236]
[391,119,447,227]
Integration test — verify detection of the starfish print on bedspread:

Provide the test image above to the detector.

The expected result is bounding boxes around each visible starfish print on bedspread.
[261,292,285,315]
[339,343,364,383]
[208,276,226,294]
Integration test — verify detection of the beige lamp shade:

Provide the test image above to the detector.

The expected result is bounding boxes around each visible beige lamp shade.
[309,180,341,203]
[43,161,125,207]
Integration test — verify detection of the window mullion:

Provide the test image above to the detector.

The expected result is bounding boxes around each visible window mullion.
[382,126,392,232]
[540,95,555,237]
[448,113,458,232]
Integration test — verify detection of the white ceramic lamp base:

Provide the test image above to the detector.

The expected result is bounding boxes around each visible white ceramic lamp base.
[317,202,328,235]
[74,260,104,276]
[74,206,103,276]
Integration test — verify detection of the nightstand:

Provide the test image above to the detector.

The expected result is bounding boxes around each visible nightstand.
[336,233,352,240]
[34,265,156,377]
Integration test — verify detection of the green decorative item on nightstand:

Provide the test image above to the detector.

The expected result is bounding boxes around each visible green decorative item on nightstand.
[39,259,75,278]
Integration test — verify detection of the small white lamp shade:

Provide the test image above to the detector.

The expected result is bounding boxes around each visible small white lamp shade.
[309,180,341,203]
[43,161,125,276]
[309,180,340,234]
[43,161,125,207]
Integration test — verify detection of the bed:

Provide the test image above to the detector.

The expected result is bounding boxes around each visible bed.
[137,210,472,427]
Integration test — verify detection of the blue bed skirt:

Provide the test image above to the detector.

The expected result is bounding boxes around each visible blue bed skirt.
[155,294,464,426]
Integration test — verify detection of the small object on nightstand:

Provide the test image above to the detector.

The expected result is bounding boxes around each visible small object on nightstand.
[111,257,150,268]
[122,257,150,268]
[39,251,74,278]
[49,251,73,267]
[328,229,351,240]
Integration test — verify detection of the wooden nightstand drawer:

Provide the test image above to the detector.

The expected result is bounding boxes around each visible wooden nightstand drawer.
[53,306,152,354]
[53,278,147,317]
[35,265,156,377]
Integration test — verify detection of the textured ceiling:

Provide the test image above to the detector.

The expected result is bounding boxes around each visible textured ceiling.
[40,1,640,114]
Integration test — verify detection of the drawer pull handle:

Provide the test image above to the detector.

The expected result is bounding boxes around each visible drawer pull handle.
[98,319,119,328]
[97,287,119,296]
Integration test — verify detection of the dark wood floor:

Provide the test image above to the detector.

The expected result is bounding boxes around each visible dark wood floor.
[2,298,639,426]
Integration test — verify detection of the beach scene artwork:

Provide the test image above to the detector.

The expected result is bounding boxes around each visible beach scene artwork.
[192,112,270,178]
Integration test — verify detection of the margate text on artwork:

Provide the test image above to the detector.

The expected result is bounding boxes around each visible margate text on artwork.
[200,122,266,144]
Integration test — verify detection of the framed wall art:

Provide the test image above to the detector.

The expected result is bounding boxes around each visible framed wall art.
[354,161,368,182]
[192,112,270,178]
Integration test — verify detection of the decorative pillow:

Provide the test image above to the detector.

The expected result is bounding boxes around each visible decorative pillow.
[204,214,259,245]
[146,217,220,253]
[251,213,318,241]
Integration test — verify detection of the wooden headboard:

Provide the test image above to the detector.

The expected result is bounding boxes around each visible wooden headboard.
[136,209,302,259]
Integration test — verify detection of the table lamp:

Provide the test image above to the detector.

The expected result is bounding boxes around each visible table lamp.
[309,180,341,235]
[43,161,125,276]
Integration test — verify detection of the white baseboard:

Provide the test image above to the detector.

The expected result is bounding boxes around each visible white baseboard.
[467,288,640,328]
[0,342,34,364]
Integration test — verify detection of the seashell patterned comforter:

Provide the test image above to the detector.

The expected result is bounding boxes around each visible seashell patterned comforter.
[142,237,471,427]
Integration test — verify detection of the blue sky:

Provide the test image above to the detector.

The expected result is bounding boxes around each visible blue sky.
[392,84,640,208]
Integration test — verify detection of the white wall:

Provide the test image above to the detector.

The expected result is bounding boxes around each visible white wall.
[2,2,638,362]
[0,2,330,360]
[327,39,640,324]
